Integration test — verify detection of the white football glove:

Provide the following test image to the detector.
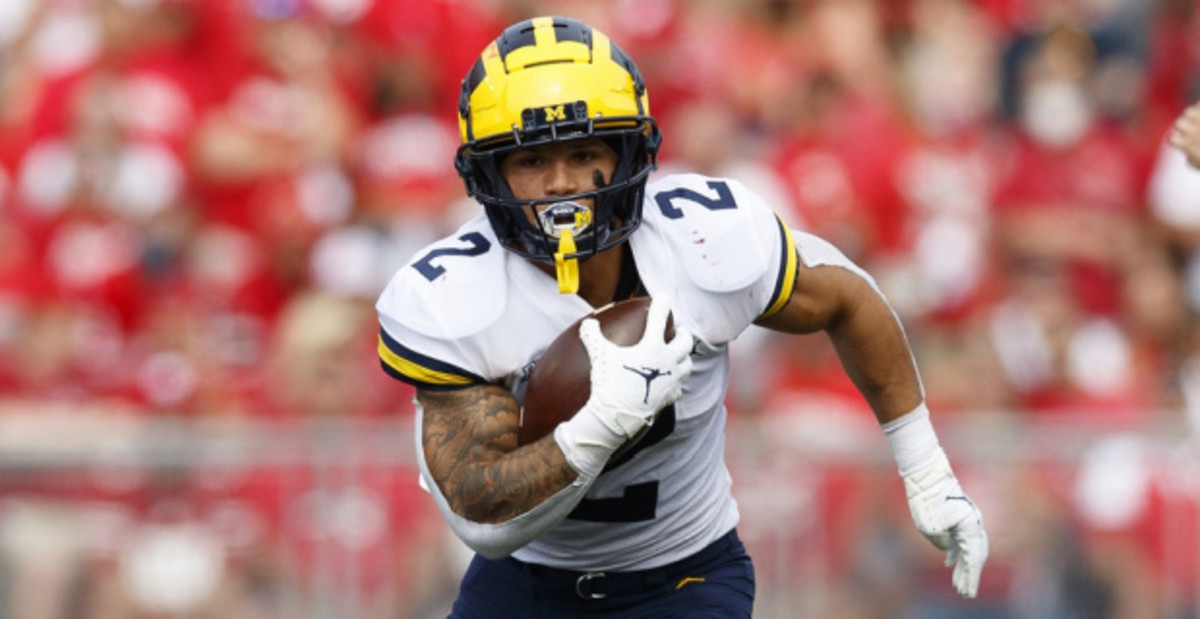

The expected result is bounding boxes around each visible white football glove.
[903,448,989,598]
[555,297,694,478]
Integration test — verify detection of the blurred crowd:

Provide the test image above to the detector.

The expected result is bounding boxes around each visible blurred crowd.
[0,0,1199,424]
[1,0,1200,617]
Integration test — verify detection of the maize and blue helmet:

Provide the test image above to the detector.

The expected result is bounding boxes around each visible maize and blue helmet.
[454,16,661,274]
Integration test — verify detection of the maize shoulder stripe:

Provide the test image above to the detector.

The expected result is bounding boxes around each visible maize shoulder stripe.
[377,329,486,390]
[758,215,798,320]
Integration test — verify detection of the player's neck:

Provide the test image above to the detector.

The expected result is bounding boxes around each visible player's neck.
[532,243,625,309]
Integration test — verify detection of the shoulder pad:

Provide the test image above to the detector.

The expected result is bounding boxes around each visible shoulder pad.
[642,173,777,293]
[377,218,508,340]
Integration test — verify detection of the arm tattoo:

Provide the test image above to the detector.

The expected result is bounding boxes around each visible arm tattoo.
[419,385,580,524]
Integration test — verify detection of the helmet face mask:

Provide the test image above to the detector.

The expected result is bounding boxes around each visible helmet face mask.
[454,16,661,264]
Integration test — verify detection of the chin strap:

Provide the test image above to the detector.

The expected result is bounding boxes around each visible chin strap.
[555,229,580,294]
[552,207,590,295]
[554,227,578,293]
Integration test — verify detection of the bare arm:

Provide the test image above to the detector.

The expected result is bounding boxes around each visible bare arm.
[412,298,689,557]
[754,258,923,424]
[418,383,579,523]
[756,235,988,598]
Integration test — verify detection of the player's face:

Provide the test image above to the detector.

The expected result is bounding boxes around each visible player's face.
[499,138,619,209]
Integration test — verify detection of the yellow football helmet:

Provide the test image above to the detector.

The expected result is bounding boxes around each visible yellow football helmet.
[454,16,661,282]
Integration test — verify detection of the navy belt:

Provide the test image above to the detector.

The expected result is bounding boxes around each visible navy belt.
[517,528,741,600]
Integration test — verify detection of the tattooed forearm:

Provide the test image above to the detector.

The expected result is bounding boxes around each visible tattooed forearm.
[419,385,580,523]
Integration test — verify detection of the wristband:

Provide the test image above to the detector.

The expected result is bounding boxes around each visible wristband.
[882,403,942,477]
[554,403,625,480]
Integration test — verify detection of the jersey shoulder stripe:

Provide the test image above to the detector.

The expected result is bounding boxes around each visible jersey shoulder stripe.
[377,328,488,390]
[759,215,798,319]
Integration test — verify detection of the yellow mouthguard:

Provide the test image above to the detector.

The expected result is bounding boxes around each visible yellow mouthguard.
[554,229,580,294]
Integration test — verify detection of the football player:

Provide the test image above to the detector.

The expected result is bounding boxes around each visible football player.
[376,16,988,617]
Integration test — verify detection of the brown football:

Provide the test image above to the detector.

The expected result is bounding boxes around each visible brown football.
[520,297,675,447]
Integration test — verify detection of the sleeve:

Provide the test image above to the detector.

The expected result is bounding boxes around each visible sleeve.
[640,174,800,343]
[374,228,507,390]
[757,214,799,320]
[376,326,488,390]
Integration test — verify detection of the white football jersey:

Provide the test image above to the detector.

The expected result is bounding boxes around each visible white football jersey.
[376,172,798,571]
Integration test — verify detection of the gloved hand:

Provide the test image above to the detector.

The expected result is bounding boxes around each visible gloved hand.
[902,448,989,598]
[555,297,694,478]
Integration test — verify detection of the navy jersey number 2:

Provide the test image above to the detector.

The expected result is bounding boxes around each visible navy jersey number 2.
[571,181,741,523]
[413,232,491,281]
[654,180,736,219]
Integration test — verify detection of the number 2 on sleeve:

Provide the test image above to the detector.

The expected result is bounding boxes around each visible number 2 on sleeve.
[412,232,491,281]
[654,180,736,219]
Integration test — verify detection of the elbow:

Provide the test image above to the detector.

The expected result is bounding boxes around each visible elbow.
[470,541,517,560]
[449,520,528,560]
[424,473,538,559]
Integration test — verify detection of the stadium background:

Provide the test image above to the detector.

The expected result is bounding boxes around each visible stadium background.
[0,0,1198,616]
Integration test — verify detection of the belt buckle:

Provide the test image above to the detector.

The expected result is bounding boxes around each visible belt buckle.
[575,571,607,599]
